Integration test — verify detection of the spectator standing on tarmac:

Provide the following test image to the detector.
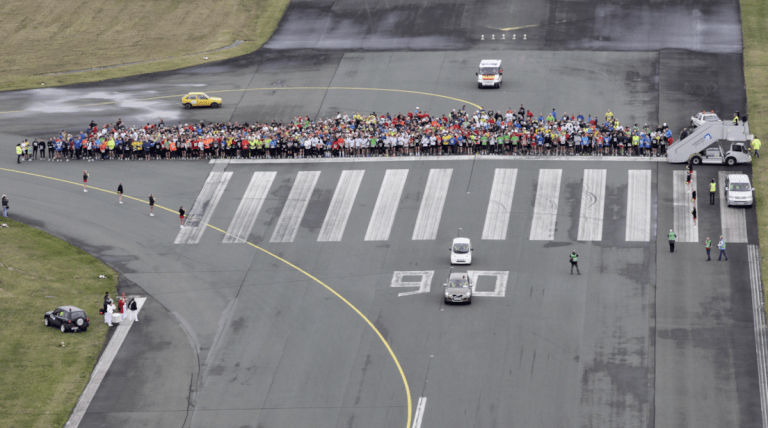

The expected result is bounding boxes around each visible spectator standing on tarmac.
[128,297,139,322]
[117,182,123,204]
[718,236,728,261]
[668,229,677,252]
[179,206,185,228]
[83,170,89,192]
[149,194,155,216]
[570,250,580,275]
[2,195,8,218]
[705,237,712,261]
[752,137,761,158]
[710,179,717,204]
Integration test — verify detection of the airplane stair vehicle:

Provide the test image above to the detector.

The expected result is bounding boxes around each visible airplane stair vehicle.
[667,119,752,165]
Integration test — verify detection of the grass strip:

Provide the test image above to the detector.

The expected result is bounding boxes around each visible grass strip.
[0,218,117,428]
[0,0,291,91]
[741,0,768,311]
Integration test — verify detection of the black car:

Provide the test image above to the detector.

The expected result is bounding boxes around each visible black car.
[44,306,90,333]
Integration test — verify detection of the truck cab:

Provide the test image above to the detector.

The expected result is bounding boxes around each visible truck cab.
[689,142,751,166]
[476,59,502,89]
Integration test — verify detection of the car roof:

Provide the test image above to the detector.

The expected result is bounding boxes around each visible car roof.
[727,174,750,183]
[452,237,471,244]
[55,306,85,312]
[187,92,206,95]
[479,59,501,67]
[449,272,469,280]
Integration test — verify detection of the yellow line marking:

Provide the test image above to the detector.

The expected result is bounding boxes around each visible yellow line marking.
[0,166,413,428]
[491,20,568,31]
[0,86,482,114]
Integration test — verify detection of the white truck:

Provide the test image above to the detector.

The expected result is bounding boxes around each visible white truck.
[688,142,752,166]
[476,59,503,89]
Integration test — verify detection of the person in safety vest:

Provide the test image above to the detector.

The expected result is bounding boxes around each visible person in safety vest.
[705,237,712,261]
[752,137,761,158]
[570,250,580,275]
[718,236,728,261]
[709,179,717,205]
[733,114,740,125]
[16,144,22,163]
[668,229,677,252]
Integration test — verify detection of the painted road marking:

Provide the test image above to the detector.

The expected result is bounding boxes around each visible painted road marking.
[65,297,146,428]
[412,397,427,428]
[529,169,562,240]
[223,171,276,243]
[270,171,321,243]
[482,168,518,240]
[412,169,453,240]
[626,170,652,241]
[748,245,768,428]
[467,271,509,297]
[577,169,606,241]
[0,167,414,428]
[718,171,748,243]
[174,171,233,244]
[214,155,667,165]
[365,169,409,241]
[673,170,698,242]
[318,170,365,242]
[391,271,434,297]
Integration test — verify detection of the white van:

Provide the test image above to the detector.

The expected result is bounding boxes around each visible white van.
[476,59,502,88]
[725,174,755,208]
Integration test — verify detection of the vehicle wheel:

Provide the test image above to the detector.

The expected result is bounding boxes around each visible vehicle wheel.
[691,156,701,165]
[185,103,192,109]
[60,324,66,333]
[690,121,695,128]
[726,157,736,166]
[44,317,49,327]
[467,299,472,305]
[211,103,219,108]
[81,327,88,333]
[478,83,482,89]
[75,318,85,327]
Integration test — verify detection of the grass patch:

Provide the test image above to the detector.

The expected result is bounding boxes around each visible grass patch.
[0,218,117,428]
[741,0,768,312]
[0,0,291,91]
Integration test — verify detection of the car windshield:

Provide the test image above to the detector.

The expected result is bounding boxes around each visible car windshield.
[730,183,750,191]
[479,67,499,75]
[453,243,470,253]
[449,278,469,288]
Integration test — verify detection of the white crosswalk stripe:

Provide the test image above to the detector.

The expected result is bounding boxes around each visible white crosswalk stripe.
[174,171,233,244]
[625,170,652,241]
[673,170,698,242]
[365,169,409,241]
[412,169,453,240]
[577,169,606,241]
[529,169,562,241]
[482,168,518,240]
[318,170,365,242]
[223,171,276,243]
[270,171,321,243]
[718,171,749,243]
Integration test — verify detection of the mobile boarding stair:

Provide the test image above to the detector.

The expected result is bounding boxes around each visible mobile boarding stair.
[667,120,751,164]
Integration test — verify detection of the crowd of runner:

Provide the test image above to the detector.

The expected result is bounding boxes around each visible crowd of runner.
[16,105,685,162]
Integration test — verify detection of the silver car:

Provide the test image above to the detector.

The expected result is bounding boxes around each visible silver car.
[444,273,472,304]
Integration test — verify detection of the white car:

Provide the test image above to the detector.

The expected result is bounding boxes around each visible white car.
[690,111,720,128]
[450,237,473,265]
[725,174,755,208]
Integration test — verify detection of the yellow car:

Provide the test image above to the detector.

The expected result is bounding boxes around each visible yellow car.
[182,92,222,109]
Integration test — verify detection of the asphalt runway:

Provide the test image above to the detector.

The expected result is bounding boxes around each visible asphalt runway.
[0,0,762,427]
